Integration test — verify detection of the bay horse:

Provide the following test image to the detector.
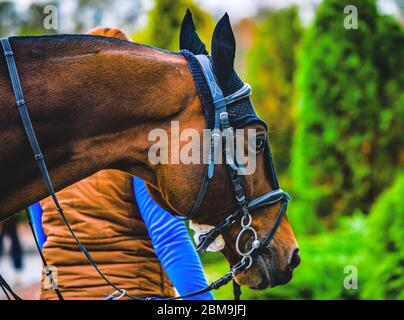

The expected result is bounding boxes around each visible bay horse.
[0,12,299,292]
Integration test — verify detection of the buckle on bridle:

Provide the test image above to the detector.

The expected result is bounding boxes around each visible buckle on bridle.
[235,194,245,203]
[219,111,229,120]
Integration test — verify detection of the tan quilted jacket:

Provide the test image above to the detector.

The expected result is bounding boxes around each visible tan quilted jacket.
[39,169,174,300]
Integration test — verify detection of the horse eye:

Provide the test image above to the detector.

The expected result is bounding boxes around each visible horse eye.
[256,136,266,152]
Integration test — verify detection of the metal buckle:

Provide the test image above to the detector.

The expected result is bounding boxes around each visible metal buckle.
[219,112,228,120]
[16,99,26,106]
[103,290,126,300]
[34,153,44,161]
[236,194,246,203]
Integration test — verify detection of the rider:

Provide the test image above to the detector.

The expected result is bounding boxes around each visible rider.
[28,27,213,300]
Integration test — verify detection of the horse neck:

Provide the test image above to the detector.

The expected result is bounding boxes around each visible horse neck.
[0,36,198,219]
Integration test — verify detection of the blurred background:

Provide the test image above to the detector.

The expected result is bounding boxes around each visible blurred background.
[0,0,402,299]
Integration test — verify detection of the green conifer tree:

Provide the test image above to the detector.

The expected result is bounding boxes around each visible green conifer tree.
[291,0,403,232]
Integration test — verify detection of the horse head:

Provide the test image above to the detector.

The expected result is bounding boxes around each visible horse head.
[144,11,300,290]
[0,12,299,291]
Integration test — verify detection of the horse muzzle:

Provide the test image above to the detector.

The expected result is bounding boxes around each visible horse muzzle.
[236,244,300,289]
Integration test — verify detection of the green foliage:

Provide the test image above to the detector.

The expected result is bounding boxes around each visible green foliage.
[132,0,213,51]
[291,0,404,230]
[72,0,142,33]
[246,7,302,175]
[362,172,404,299]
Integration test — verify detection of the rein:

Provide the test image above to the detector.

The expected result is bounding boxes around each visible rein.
[0,38,290,300]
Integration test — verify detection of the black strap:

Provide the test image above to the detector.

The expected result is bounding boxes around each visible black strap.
[197,190,290,253]
[0,274,22,300]
[265,142,280,190]
[233,280,241,300]
[0,37,138,301]
[26,210,64,300]
[178,55,252,220]
[176,162,211,220]
[159,259,248,300]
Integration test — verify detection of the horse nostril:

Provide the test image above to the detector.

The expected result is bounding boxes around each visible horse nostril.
[289,248,300,270]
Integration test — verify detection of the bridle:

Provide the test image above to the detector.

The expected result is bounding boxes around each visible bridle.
[177,55,291,297]
[0,38,290,300]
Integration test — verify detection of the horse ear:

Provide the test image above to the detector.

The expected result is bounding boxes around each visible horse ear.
[179,9,208,55]
[211,13,236,90]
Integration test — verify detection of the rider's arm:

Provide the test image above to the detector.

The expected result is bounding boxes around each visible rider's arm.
[133,176,214,300]
[27,202,47,250]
